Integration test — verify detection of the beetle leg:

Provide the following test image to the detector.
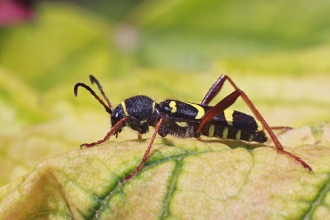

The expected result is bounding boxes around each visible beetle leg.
[201,74,239,105]
[197,89,312,171]
[80,117,129,149]
[122,117,165,183]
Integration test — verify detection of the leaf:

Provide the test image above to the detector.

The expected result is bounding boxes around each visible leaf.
[0,67,50,133]
[133,0,330,71]
[1,127,330,219]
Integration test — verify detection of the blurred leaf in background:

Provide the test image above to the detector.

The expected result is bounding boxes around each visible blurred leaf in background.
[0,0,330,218]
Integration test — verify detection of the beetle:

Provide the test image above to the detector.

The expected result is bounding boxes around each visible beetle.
[74,75,312,182]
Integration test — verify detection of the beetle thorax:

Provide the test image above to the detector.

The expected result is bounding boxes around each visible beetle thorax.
[111,95,156,126]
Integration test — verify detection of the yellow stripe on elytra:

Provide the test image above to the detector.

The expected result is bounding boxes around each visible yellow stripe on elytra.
[187,103,205,119]
[121,101,129,116]
[222,127,228,139]
[224,109,234,126]
[208,125,215,137]
[169,101,177,113]
[256,120,263,131]
[235,129,241,140]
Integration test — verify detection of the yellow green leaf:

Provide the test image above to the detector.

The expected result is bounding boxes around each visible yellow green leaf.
[1,127,330,219]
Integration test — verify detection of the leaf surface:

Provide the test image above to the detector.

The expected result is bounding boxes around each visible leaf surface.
[1,127,330,219]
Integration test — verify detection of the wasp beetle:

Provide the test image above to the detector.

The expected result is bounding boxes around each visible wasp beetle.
[74,75,312,182]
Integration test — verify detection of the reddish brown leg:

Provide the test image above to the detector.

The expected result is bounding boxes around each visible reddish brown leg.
[270,126,293,136]
[271,126,292,131]
[198,78,312,171]
[201,74,239,105]
[80,117,129,149]
[121,117,165,183]
[202,75,293,133]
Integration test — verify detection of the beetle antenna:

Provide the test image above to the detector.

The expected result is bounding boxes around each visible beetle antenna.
[74,83,112,114]
[89,75,112,109]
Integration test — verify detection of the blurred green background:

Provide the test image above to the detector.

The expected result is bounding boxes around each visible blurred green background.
[0,0,330,186]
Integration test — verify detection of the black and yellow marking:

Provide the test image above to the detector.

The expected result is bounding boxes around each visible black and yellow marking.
[220,109,263,132]
[169,101,177,113]
[121,101,129,116]
[211,109,263,132]
[208,125,215,137]
[161,100,263,132]
[224,109,234,126]
[117,95,156,122]
[235,129,241,140]
[115,97,265,143]
[200,123,267,143]
[157,99,265,142]
[159,100,206,120]
[248,134,254,142]
[222,127,228,139]
[176,121,188,127]
[187,103,205,119]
